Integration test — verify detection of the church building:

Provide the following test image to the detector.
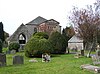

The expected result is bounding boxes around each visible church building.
[7,16,61,49]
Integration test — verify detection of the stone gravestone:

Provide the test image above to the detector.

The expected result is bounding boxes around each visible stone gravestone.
[13,55,24,65]
[10,50,16,54]
[0,53,6,67]
[96,45,100,57]
[81,50,84,56]
[42,54,51,62]
[96,50,100,56]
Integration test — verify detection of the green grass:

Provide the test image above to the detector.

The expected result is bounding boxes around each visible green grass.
[0,52,95,74]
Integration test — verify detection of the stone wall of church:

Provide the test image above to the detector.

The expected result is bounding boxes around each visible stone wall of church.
[8,24,31,43]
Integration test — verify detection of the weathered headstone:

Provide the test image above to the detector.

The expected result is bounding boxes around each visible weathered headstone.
[0,53,6,67]
[42,54,50,62]
[96,49,100,62]
[91,55,100,65]
[96,50,100,57]
[13,55,24,65]
[81,50,84,56]
[11,50,16,54]
[96,45,100,56]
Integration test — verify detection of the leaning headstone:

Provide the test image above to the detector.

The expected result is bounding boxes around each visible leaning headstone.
[13,55,24,65]
[81,50,84,56]
[11,50,16,54]
[0,53,6,67]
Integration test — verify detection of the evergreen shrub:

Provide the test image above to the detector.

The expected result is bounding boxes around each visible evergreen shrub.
[8,42,20,52]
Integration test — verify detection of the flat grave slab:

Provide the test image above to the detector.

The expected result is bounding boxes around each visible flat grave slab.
[81,64,100,73]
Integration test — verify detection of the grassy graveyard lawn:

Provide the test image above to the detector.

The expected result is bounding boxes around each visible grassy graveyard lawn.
[0,52,96,74]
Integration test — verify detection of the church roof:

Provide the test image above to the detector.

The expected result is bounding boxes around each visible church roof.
[26,16,47,25]
[68,35,83,43]
[46,19,60,25]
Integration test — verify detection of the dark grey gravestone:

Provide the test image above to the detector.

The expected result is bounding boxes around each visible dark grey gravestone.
[0,53,6,67]
[81,50,84,56]
[13,55,24,65]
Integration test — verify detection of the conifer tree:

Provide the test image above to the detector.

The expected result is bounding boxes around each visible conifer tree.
[0,22,4,53]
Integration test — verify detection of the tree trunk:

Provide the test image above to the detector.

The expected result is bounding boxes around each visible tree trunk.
[86,42,92,57]
[85,41,92,57]
[87,36,97,57]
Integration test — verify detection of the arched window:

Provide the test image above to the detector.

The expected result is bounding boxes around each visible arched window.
[34,27,37,33]
[18,33,26,44]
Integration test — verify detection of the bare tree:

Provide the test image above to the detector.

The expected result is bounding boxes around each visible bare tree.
[69,0,100,57]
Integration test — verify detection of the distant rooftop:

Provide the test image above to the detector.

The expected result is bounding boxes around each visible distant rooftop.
[68,35,83,43]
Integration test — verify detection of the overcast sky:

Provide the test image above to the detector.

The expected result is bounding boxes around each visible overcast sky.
[0,0,96,34]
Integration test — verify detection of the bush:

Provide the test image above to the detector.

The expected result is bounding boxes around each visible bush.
[2,47,8,53]
[24,37,53,57]
[49,31,66,54]
[8,42,20,52]
[39,38,53,53]
[33,32,49,39]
